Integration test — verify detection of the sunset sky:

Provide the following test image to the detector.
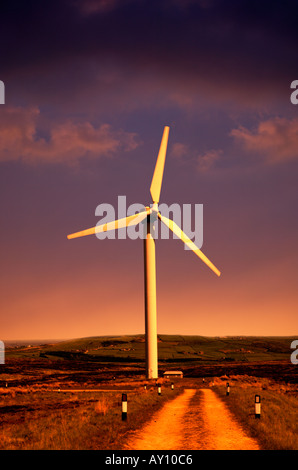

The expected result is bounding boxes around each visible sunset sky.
[1,0,297,340]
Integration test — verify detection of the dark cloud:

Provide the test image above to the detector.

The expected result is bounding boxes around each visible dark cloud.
[1,0,297,107]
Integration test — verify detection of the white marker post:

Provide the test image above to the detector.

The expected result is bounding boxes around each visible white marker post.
[122,393,127,421]
[226,382,230,396]
[255,395,261,419]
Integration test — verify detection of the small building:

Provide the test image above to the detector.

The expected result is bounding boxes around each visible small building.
[163,370,183,379]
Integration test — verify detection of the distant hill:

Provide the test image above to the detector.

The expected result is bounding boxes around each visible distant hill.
[5,334,296,364]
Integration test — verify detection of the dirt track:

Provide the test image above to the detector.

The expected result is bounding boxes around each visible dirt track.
[125,388,260,450]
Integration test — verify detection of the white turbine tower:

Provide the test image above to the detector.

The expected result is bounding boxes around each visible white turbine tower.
[67,126,221,379]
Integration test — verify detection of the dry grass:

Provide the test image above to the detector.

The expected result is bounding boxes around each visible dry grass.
[0,385,181,450]
[94,396,110,416]
[1,371,297,450]
[213,376,298,450]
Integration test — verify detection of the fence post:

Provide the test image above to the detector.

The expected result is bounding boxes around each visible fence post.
[255,394,261,419]
[122,393,127,421]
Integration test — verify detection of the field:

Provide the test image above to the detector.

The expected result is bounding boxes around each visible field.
[5,334,297,368]
[0,334,297,450]
[213,379,298,450]
[0,385,183,450]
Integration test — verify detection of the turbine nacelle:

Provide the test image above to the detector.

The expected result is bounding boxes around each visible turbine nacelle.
[151,202,159,213]
[149,203,159,222]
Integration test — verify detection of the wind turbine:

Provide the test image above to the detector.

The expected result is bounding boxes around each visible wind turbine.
[67,126,221,379]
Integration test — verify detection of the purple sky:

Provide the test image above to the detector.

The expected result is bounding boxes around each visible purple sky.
[1,0,298,340]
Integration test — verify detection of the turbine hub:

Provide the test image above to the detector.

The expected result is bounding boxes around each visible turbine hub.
[151,202,159,214]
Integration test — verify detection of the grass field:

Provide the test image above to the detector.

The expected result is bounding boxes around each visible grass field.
[5,334,296,364]
[0,385,182,450]
[213,378,298,450]
[1,335,297,450]
[0,375,297,450]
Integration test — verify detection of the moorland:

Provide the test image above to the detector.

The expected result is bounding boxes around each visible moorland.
[0,335,297,450]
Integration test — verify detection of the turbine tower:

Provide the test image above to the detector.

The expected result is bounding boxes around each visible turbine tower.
[67,126,221,379]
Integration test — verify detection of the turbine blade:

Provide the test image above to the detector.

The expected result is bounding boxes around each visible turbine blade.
[150,126,170,203]
[67,209,150,239]
[158,213,221,277]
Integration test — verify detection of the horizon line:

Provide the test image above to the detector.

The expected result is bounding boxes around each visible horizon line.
[3,333,298,343]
